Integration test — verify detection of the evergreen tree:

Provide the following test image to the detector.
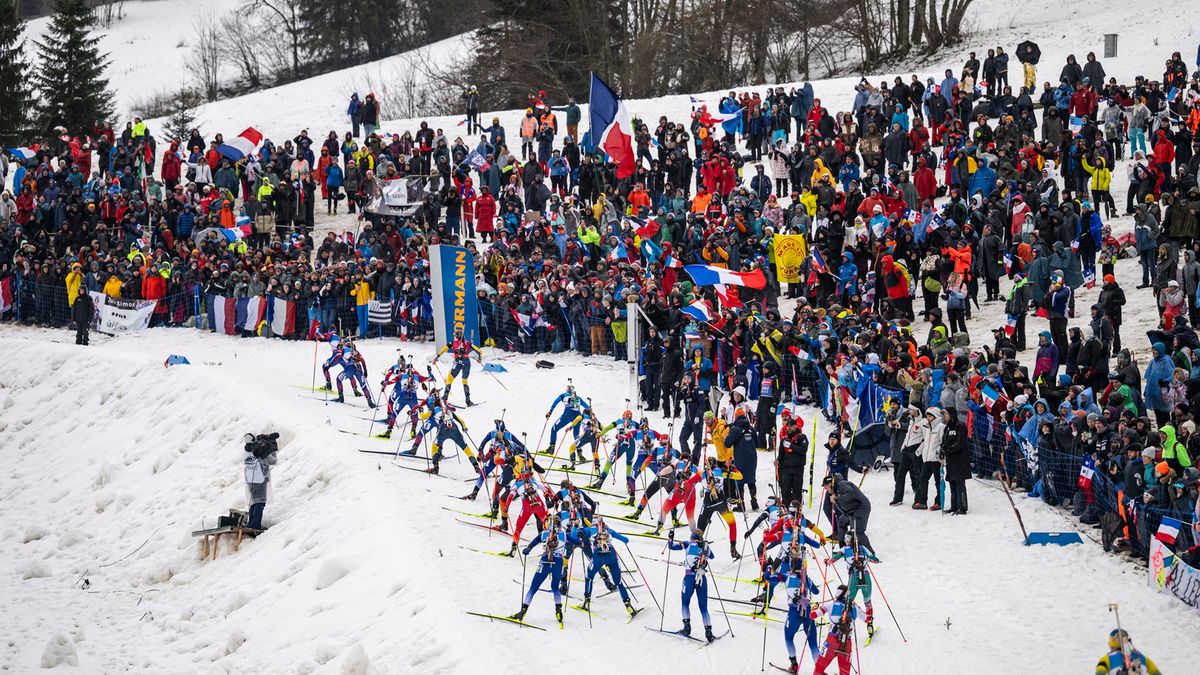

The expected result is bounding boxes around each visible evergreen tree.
[31,0,114,135]
[165,88,203,143]
[299,0,404,66]
[0,0,30,145]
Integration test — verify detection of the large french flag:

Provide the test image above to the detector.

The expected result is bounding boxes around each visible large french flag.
[270,297,297,336]
[239,297,268,332]
[684,264,766,290]
[589,74,635,179]
[5,145,39,160]
[216,128,263,161]
[208,295,238,335]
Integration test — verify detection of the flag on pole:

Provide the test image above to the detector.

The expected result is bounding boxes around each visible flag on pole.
[219,223,254,242]
[589,74,636,179]
[683,263,767,289]
[810,248,829,275]
[662,255,683,269]
[608,240,628,261]
[1156,516,1182,544]
[1003,251,1014,275]
[980,382,1000,410]
[1083,267,1096,289]
[1068,116,1085,134]
[698,107,743,126]
[1004,314,1018,337]
[5,145,39,160]
[681,300,713,322]
[216,128,264,161]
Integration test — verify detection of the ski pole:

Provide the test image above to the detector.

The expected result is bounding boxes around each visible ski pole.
[759,579,769,672]
[535,413,551,455]
[707,569,735,638]
[659,539,672,631]
[866,563,907,642]
[310,334,319,392]
[517,549,528,611]
[484,366,509,391]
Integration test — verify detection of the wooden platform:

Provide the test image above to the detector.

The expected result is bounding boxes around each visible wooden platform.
[191,525,262,560]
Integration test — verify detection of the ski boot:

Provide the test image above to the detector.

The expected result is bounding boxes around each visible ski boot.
[681,618,692,636]
[704,625,716,642]
[320,380,333,391]
[589,478,605,490]
[866,619,875,639]
[465,486,480,501]
[367,400,377,409]
[469,455,481,474]
[485,506,498,519]
[730,543,742,560]
[464,385,473,407]
[751,495,759,511]
[507,542,518,557]
[592,459,601,473]
[558,576,569,596]
[787,657,799,673]
[399,445,417,456]
[510,604,528,621]
[428,462,440,475]
[624,599,636,616]
[333,394,345,404]
[628,504,644,520]
[353,388,362,398]
[378,428,392,439]
[618,494,636,507]
[499,517,509,532]
[554,603,564,624]
[441,385,451,399]
[581,596,591,611]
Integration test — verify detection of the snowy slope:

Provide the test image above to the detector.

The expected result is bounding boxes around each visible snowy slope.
[23,0,244,114]
[2,304,1198,672]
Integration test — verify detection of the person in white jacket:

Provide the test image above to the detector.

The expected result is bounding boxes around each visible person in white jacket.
[891,404,928,506]
[914,407,945,510]
[719,385,754,425]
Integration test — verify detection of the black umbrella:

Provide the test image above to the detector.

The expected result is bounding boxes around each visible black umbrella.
[1016,40,1041,65]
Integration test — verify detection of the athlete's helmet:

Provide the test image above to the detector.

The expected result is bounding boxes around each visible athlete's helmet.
[622,410,634,420]
[495,419,506,432]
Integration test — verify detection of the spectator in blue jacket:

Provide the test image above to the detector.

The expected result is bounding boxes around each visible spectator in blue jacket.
[325,157,344,215]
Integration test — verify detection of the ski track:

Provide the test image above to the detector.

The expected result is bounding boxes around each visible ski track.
[2,305,1198,672]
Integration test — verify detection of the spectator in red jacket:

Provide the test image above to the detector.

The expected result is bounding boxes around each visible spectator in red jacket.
[914,157,937,205]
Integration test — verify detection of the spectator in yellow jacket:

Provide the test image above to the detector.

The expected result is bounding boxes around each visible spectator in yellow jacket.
[66,263,83,306]
[351,274,373,338]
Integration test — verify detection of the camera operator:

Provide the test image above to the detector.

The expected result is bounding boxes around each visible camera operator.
[243,432,280,530]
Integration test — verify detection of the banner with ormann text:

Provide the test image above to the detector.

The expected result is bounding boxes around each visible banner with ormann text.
[428,244,479,347]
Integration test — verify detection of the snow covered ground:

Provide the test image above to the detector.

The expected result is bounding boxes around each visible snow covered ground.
[2,273,1198,673]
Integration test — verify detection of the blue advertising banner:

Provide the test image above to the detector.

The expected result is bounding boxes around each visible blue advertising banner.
[428,244,479,346]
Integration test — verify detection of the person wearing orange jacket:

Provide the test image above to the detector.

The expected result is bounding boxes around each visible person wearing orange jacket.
[627,183,652,216]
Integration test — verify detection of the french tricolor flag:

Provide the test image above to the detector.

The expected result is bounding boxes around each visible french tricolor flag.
[980,382,1000,410]
[216,127,263,161]
[681,300,713,322]
[1004,314,1017,337]
[208,295,238,335]
[589,74,635,179]
[663,255,683,269]
[684,263,767,290]
[220,223,253,242]
[698,107,743,126]
[5,145,39,161]
[240,296,268,333]
[1156,516,1182,544]
[270,297,297,336]
[811,248,829,275]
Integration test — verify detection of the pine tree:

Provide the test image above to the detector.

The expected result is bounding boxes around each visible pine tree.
[31,0,115,136]
[0,0,30,145]
[165,88,203,143]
